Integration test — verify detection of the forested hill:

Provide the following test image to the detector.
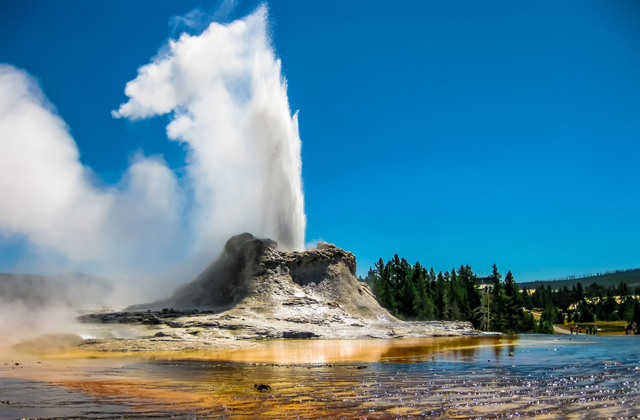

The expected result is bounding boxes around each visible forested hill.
[518,268,640,291]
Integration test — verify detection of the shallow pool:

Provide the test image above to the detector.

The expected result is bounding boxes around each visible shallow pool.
[1,334,640,419]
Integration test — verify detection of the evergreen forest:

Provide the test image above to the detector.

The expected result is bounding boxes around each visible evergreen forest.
[523,282,640,325]
[364,256,640,334]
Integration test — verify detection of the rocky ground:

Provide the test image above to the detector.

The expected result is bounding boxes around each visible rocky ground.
[76,308,477,352]
[37,233,480,354]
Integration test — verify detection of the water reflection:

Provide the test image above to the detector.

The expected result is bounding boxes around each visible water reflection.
[378,336,520,363]
[2,335,640,419]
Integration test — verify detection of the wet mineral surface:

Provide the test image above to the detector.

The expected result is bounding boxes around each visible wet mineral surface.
[2,334,640,419]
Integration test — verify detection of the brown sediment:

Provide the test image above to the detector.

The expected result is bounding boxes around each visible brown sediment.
[54,379,205,406]
[47,364,415,419]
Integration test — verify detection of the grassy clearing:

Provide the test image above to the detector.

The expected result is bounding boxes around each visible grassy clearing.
[556,321,637,335]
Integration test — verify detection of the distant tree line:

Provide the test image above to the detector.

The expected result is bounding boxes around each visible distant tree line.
[364,256,552,334]
[523,282,640,325]
[530,267,640,283]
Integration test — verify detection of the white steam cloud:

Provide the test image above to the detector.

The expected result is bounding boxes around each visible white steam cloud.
[113,5,305,254]
[0,6,305,299]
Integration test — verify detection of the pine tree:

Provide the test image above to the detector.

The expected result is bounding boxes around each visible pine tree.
[459,265,480,324]
[376,258,398,316]
[620,282,628,297]
[446,268,467,321]
[577,300,594,322]
[369,264,382,300]
[384,282,399,316]
[375,258,385,279]
[538,305,558,333]
[489,264,505,332]
[522,288,534,310]
[428,268,437,293]
[556,287,570,311]
[435,271,446,318]
[619,298,634,322]
[633,299,640,327]
[503,270,523,332]
[441,289,451,321]
[603,291,618,320]
[474,290,491,332]
[400,271,417,318]
[576,282,583,302]
[413,262,429,319]
[423,295,436,320]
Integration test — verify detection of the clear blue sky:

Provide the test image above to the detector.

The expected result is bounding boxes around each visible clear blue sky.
[1,0,639,282]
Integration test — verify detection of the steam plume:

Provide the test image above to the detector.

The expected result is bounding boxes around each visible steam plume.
[114,4,306,253]
[0,6,306,295]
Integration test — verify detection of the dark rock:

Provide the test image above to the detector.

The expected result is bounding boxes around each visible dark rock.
[283,331,319,339]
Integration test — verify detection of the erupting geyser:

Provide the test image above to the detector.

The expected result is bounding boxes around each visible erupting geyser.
[0,6,306,286]
[113,5,307,252]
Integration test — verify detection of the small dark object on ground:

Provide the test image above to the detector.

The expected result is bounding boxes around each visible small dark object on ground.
[356,365,367,369]
[0,400,9,404]
[254,384,271,392]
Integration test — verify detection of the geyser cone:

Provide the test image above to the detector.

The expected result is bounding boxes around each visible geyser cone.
[82,235,478,348]
[165,233,278,309]
[139,233,395,322]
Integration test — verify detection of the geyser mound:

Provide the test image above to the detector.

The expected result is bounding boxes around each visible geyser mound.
[76,234,477,351]
[138,233,394,322]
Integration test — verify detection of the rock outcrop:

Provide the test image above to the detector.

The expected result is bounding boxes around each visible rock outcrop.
[77,233,478,352]
[141,233,395,322]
